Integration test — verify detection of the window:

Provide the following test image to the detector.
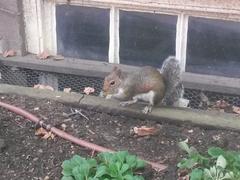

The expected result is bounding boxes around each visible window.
[119,10,177,66]
[56,5,109,61]
[23,0,240,80]
[186,17,240,78]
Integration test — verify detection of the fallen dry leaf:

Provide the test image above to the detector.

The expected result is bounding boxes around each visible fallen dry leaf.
[133,126,159,136]
[232,106,240,114]
[33,84,54,91]
[178,174,190,180]
[212,100,230,109]
[53,55,64,61]
[37,50,51,60]
[3,49,16,57]
[177,169,190,180]
[43,176,50,180]
[83,87,95,95]
[147,160,167,173]
[64,88,71,93]
[61,123,67,131]
[34,107,39,111]
[35,127,55,140]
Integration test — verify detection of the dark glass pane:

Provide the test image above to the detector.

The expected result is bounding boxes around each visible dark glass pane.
[56,5,109,61]
[186,17,240,78]
[119,10,177,67]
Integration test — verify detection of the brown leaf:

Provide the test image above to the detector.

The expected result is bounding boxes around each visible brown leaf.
[61,123,67,131]
[232,106,240,114]
[177,169,190,180]
[64,88,71,93]
[35,127,55,139]
[177,175,190,180]
[133,126,159,136]
[83,87,95,95]
[53,55,64,61]
[35,127,47,136]
[33,84,54,91]
[212,100,230,109]
[3,49,16,57]
[37,50,51,60]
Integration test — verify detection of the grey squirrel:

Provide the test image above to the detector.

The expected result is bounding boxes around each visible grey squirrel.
[100,56,186,113]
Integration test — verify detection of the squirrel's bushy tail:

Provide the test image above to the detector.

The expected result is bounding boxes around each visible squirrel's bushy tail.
[160,56,184,106]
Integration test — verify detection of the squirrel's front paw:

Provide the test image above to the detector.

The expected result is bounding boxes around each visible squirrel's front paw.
[142,105,152,114]
[119,101,128,107]
[105,94,112,99]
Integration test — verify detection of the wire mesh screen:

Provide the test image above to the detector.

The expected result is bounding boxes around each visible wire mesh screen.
[183,89,240,109]
[0,65,103,96]
[0,64,240,110]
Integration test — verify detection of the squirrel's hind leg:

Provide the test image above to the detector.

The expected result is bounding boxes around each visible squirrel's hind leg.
[142,105,153,114]
[133,90,156,114]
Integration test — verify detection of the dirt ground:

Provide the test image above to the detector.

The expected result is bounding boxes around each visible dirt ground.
[1,94,240,180]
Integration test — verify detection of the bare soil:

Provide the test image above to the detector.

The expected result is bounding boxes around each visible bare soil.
[1,94,240,180]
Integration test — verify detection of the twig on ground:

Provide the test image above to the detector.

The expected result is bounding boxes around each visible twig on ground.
[67,108,89,121]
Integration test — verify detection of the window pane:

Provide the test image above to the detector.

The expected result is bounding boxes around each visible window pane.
[56,5,109,61]
[186,17,240,78]
[119,10,177,67]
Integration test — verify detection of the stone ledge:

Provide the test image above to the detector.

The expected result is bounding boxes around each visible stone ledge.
[0,84,239,131]
[1,55,240,95]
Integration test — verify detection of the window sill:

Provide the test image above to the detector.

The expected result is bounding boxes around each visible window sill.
[1,54,240,95]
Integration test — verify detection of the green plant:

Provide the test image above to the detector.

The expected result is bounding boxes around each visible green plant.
[177,141,240,180]
[61,151,146,180]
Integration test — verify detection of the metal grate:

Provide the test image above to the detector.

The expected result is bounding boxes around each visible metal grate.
[184,89,240,110]
[0,65,103,96]
[1,64,240,110]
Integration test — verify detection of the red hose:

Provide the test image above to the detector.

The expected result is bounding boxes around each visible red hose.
[0,101,167,172]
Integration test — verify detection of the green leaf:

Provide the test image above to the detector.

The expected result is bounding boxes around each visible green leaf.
[189,168,203,180]
[132,176,145,180]
[204,168,212,179]
[126,155,137,168]
[120,164,130,174]
[71,155,85,167]
[178,141,191,154]
[88,158,97,168]
[216,155,227,169]
[98,152,115,164]
[108,163,118,177]
[124,174,135,180]
[116,151,128,163]
[72,166,84,180]
[209,166,217,177]
[124,174,144,180]
[135,159,146,169]
[61,176,75,180]
[208,147,225,158]
[61,160,74,176]
[177,158,198,169]
[223,172,234,179]
[88,178,99,180]
[94,165,107,178]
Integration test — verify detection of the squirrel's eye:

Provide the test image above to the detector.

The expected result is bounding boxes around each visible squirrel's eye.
[110,81,115,86]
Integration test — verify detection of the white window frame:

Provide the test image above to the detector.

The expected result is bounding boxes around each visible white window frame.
[23,0,240,73]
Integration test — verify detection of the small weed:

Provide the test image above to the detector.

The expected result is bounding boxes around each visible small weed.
[61,151,146,180]
[177,141,240,180]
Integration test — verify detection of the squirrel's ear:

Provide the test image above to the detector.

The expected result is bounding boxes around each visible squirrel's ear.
[112,66,118,72]
[115,68,122,77]
[111,66,122,77]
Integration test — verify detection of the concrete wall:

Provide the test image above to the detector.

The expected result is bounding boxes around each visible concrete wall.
[1,0,240,56]
[105,0,240,10]
[0,0,25,55]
